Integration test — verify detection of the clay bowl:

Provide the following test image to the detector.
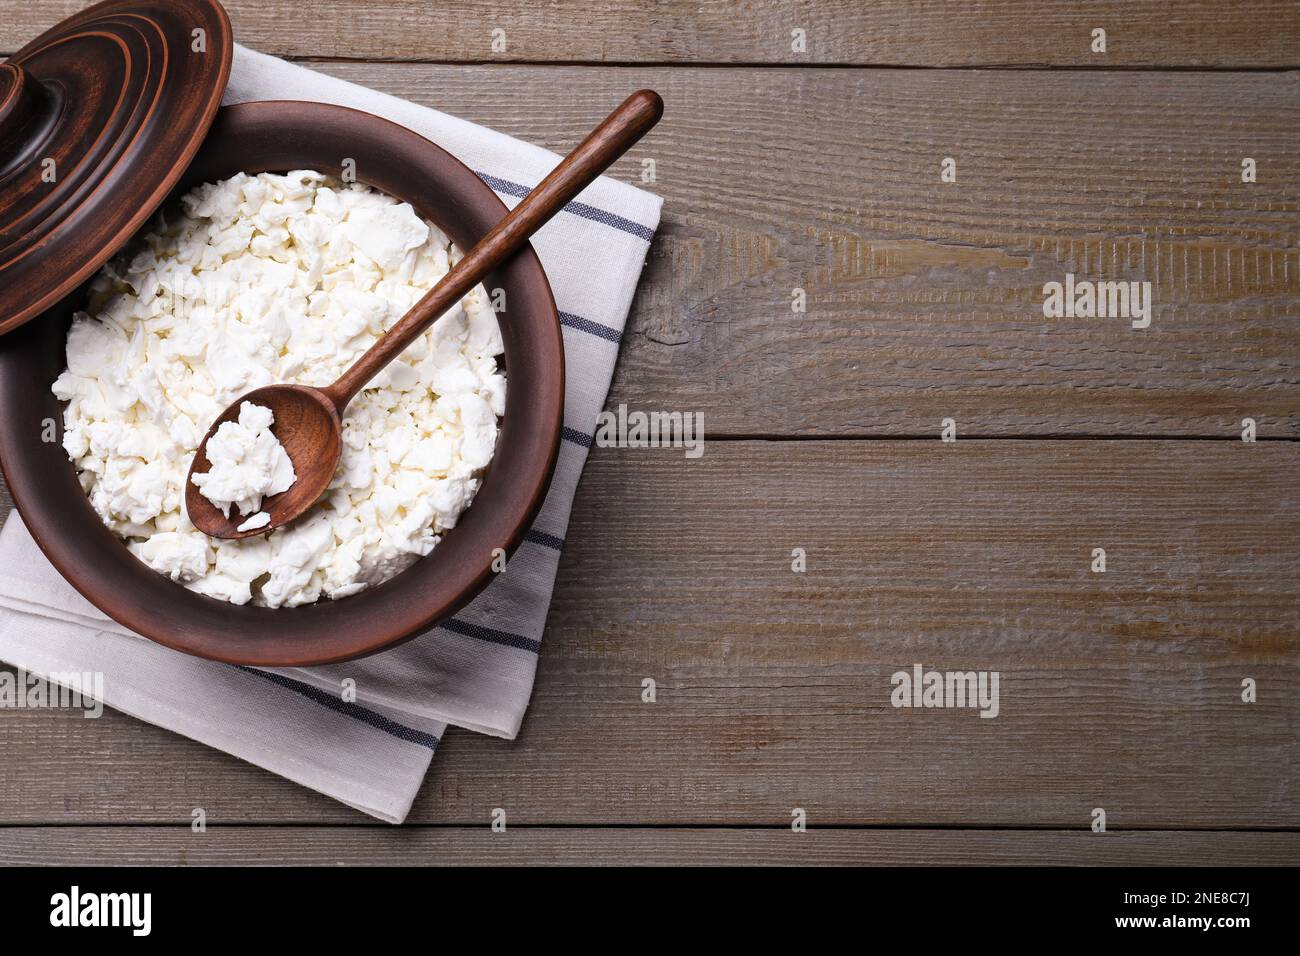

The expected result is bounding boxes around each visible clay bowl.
[0,101,564,666]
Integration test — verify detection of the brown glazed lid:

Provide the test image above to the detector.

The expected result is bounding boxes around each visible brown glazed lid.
[0,0,232,334]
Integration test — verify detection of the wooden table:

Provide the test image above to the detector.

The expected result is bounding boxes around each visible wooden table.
[1,0,1297,865]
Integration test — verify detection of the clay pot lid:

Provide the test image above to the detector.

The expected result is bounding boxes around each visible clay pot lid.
[0,0,232,334]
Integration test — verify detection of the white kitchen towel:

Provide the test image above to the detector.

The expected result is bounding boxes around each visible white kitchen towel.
[0,45,661,823]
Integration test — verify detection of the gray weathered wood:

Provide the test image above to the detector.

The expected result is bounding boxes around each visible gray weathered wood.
[5,1,1299,67]
[2,826,1295,866]
[1,60,1295,437]
[301,63,1300,438]
[1,441,1295,826]
[1,2,1297,862]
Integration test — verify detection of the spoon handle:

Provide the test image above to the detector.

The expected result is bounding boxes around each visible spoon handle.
[323,89,663,409]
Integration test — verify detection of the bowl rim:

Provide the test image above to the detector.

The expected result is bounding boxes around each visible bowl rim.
[0,100,564,666]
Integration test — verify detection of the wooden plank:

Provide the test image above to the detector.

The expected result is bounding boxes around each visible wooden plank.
[292,63,1300,438]
[3,60,1296,437]
[1,826,1296,866]
[5,1,1299,66]
[0,440,1296,826]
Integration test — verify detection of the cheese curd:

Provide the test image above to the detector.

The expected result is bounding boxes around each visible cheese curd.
[191,401,296,519]
[52,170,506,608]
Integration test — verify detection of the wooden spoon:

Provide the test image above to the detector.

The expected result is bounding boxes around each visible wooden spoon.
[186,89,662,540]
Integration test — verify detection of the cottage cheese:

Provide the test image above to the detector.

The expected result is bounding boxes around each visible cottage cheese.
[51,170,506,608]
[191,401,296,519]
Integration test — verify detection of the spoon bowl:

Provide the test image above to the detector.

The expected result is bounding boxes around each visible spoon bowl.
[185,384,343,539]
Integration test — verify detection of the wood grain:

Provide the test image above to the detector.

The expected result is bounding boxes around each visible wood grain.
[2,826,1296,866]
[1,3,1297,862]
[4,1,1299,66]
[301,63,1300,438]
[1,440,1295,827]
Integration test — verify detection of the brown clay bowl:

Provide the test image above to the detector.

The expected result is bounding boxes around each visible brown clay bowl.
[0,101,564,666]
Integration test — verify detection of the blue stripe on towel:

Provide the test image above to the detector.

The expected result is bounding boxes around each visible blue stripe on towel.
[559,311,622,343]
[562,426,594,449]
[442,617,542,654]
[239,667,441,751]
[475,170,655,242]
[524,528,565,550]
